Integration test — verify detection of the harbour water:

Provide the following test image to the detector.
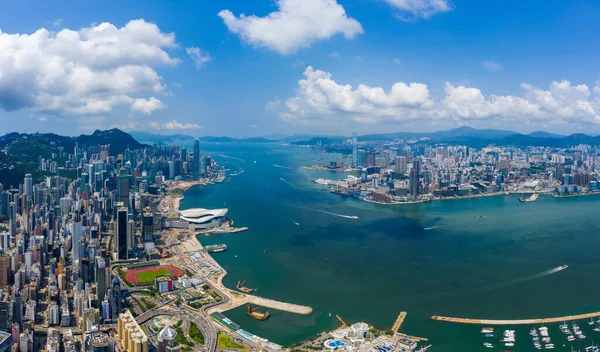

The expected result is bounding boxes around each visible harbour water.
[182,143,600,350]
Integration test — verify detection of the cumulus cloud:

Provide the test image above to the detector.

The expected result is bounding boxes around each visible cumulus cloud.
[481,60,503,72]
[186,47,212,68]
[131,97,166,115]
[0,19,178,116]
[383,0,453,20]
[265,99,282,111]
[218,0,363,55]
[150,120,201,130]
[280,67,600,128]
[282,66,432,124]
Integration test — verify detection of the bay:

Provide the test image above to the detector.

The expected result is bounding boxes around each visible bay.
[180,143,600,350]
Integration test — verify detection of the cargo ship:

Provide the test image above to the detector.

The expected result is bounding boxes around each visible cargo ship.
[205,244,227,253]
[519,193,539,202]
[236,280,256,294]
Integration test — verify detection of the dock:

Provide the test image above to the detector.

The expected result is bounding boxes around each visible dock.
[391,311,407,333]
[432,310,600,325]
[336,315,347,327]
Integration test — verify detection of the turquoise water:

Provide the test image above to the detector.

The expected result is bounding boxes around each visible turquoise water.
[181,143,600,351]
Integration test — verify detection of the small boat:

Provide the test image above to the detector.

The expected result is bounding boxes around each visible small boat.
[485,334,495,338]
[580,335,588,339]
[481,328,495,333]
[591,319,596,325]
[483,342,494,348]
[505,343,514,347]
[568,336,576,341]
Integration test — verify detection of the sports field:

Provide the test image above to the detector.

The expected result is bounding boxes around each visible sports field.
[124,265,184,285]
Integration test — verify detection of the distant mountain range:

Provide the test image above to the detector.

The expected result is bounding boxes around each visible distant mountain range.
[286,126,600,148]
[129,131,275,145]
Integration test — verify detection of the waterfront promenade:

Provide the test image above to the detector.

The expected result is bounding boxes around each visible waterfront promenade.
[432,310,600,325]
[180,237,313,315]
[206,271,313,315]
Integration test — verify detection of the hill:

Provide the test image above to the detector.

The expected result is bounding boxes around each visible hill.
[0,128,146,186]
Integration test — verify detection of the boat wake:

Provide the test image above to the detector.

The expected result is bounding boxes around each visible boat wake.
[482,265,568,291]
[273,164,292,170]
[280,178,296,187]
[292,205,358,220]
[424,226,437,230]
[219,154,245,162]
[315,209,358,220]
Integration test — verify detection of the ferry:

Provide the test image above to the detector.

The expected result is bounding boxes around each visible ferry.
[519,193,539,202]
[205,244,227,253]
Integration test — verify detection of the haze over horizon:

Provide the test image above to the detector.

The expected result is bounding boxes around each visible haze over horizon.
[1,0,600,137]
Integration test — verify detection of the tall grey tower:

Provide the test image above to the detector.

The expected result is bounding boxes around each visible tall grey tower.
[352,132,358,168]
[409,159,420,200]
[193,138,200,175]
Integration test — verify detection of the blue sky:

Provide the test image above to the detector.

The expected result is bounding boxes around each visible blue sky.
[0,0,599,137]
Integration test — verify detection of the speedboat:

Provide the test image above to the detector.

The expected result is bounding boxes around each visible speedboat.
[580,335,587,339]
[484,342,494,348]
[568,336,576,341]
[484,333,495,338]
[590,319,596,325]
[505,343,515,347]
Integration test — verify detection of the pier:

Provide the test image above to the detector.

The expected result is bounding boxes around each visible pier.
[391,311,407,333]
[432,310,600,325]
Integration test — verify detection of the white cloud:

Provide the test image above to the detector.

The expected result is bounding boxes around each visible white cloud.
[0,19,178,116]
[280,67,600,128]
[393,58,402,65]
[265,99,282,111]
[186,47,212,68]
[481,60,503,72]
[384,0,453,20]
[282,66,432,124]
[38,116,48,122]
[131,97,166,115]
[329,51,340,58]
[218,0,363,55]
[150,120,202,130]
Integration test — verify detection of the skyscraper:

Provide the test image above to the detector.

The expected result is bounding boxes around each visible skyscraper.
[395,156,407,175]
[95,257,107,302]
[0,255,8,289]
[115,207,128,260]
[352,132,358,168]
[409,159,420,200]
[116,167,130,207]
[142,212,154,243]
[193,138,200,175]
[24,174,32,200]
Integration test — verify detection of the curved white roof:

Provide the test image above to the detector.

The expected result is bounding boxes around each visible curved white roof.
[179,208,228,224]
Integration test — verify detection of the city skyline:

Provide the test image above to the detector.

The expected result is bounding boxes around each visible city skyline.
[0,0,600,136]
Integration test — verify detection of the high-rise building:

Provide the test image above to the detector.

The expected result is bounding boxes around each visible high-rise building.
[116,168,130,207]
[0,255,8,288]
[24,175,32,200]
[200,156,207,175]
[0,292,9,332]
[8,203,15,237]
[115,207,128,260]
[0,192,8,217]
[95,257,107,302]
[70,222,83,265]
[352,132,358,168]
[395,156,407,175]
[409,159,420,200]
[12,291,22,327]
[193,138,200,175]
[0,331,11,352]
[142,212,154,243]
[110,277,121,319]
[127,219,135,251]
